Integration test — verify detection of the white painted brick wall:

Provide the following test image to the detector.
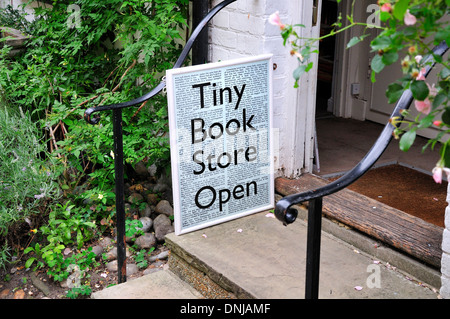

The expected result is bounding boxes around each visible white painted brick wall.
[441,186,450,298]
[209,0,317,177]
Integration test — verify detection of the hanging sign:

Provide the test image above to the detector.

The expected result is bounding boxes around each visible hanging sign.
[166,54,274,235]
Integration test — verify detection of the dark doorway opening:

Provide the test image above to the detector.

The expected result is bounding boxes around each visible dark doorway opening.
[316,0,338,119]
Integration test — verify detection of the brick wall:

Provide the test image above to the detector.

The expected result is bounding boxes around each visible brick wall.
[441,184,450,298]
[209,0,318,177]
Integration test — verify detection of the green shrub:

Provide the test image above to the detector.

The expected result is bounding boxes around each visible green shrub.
[0,0,187,225]
[0,1,188,291]
[0,105,58,266]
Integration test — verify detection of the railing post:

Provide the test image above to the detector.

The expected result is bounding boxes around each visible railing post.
[192,0,209,65]
[113,108,127,284]
[305,197,323,299]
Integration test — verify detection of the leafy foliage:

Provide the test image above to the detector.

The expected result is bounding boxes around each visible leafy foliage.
[0,0,189,296]
[0,106,58,238]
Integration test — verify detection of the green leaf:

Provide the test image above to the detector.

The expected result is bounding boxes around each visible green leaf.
[442,109,450,126]
[380,11,390,22]
[410,80,429,101]
[440,67,450,80]
[433,93,446,109]
[418,114,434,129]
[371,70,377,83]
[25,257,36,269]
[393,0,409,21]
[371,55,385,73]
[293,65,307,81]
[402,26,417,38]
[386,83,404,103]
[371,37,391,50]
[23,247,34,254]
[382,51,399,66]
[435,26,450,46]
[440,141,450,167]
[399,129,416,152]
[347,35,369,49]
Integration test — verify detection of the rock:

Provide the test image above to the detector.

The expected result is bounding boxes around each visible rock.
[146,193,159,205]
[135,161,149,178]
[153,213,171,229]
[138,216,152,232]
[148,250,169,262]
[105,260,117,272]
[124,203,134,216]
[135,233,156,249]
[128,192,143,204]
[0,289,10,299]
[139,203,152,218]
[91,245,104,257]
[155,200,173,217]
[148,164,157,177]
[142,182,155,191]
[98,236,114,249]
[125,233,136,244]
[143,267,161,275]
[104,249,117,261]
[155,223,174,242]
[104,246,132,261]
[13,289,25,299]
[30,272,50,296]
[151,260,165,268]
[153,174,171,193]
[63,247,72,256]
[105,261,139,276]
[153,214,174,242]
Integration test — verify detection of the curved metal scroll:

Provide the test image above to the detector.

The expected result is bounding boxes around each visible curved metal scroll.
[84,0,237,124]
[275,41,449,226]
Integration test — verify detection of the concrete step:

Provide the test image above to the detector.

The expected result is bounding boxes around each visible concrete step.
[93,207,441,299]
[91,267,202,299]
[165,209,440,299]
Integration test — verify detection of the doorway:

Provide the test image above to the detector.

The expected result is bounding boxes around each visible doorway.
[316,0,338,119]
[314,0,446,229]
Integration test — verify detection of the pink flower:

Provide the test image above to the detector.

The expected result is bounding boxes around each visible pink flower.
[414,83,436,115]
[415,68,426,80]
[414,98,431,115]
[268,11,285,29]
[415,55,423,64]
[433,120,443,127]
[432,165,450,184]
[404,9,417,25]
[380,3,392,12]
[428,83,437,97]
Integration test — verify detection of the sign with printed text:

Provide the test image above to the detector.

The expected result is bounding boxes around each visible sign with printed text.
[166,54,274,235]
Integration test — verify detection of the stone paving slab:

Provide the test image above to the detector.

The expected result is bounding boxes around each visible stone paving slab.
[165,211,439,299]
[91,267,202,299]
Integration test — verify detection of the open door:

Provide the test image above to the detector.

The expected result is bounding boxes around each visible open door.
[329,0,448,140]
[367,38,450,140]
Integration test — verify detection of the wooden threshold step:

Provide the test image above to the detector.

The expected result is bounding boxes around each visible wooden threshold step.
[275,174,443,268]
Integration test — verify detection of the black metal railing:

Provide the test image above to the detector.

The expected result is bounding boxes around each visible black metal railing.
[84,0,237,284]
[274,41,449,299]
[83,0,448,297]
